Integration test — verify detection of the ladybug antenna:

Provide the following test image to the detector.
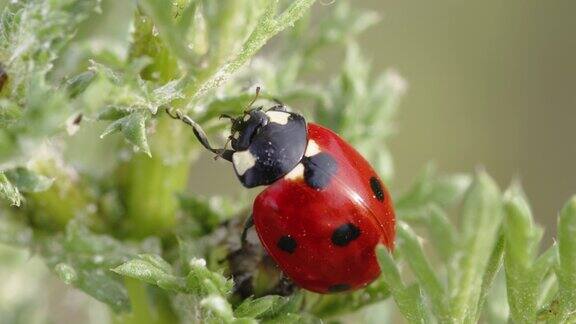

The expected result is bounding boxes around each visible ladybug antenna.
[166,108,234,162]
[244,86,261,113]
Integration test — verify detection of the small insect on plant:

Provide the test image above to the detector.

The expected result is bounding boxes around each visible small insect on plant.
[167,87,396,294]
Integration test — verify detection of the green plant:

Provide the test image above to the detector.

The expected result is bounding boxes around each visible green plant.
[0,0,575,323]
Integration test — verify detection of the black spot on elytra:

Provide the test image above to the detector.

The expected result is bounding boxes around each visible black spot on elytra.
[328,283,351,293]
[301,152,338,189]
[331,223,361,246]
[370,176,385,202]
[277,235,297,253]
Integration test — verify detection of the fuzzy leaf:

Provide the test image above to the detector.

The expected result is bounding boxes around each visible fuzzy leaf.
[151,79,184,110]
[112,254,182,290]
[451,171,503,323]
[201,295,234,322]
[4,167,54,193]
[556,196,576,322]
[234,296,284,319]
[397,222,450,321]
[503,185,544,323]
[0,172,21,206]
[89,60,123,85]
[426,205,457,262]
[96,106,132,121]
[191,0,317,98]
[100,112,151,156]
[137,0,197,66]
[65,71,96,98]
[376,245,429,323]
[396,165,471,213]
[187,257,233,296]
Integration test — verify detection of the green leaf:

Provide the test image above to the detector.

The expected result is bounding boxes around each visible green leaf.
[396,165,471,213]
[190,0,317,98]
[397,222,450,322]
[4,167,54,193]
[89,60,124,85]
[65,70,96,98]
[376,245,429,324]
[201,295,234,322]
[234,296,284,319]
[138,0,197,67]
[425,205,457,262]
[450,171,503,323]
[476,232,504,320]
[503,185,544,323]
[100,112,151,156]
[556,196,576,322]
[112,254,183,290]
[96,106,133,121]
[151,79,184,110]
[186,257,233,296]
[0,172,21,206]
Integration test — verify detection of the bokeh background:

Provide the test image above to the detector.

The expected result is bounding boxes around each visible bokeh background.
[2,0,576,322]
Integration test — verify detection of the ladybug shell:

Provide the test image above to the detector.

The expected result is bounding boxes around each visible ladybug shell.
[252,123,396,293]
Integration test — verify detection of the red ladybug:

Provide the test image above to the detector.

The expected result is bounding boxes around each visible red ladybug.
[168,90,395,293]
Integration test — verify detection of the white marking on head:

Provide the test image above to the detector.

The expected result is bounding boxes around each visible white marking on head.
[243,114,251,121]
[284,163,304,181]
[266,111,290,125]
[305,140,321,157]
[233,131,240,139]
[233,150,257,176]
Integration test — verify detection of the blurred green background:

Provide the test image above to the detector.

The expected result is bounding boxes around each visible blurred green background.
[364,0,576,235]
[193,0,576,238]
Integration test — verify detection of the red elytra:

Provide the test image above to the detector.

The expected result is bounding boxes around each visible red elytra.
[252,123,396,293]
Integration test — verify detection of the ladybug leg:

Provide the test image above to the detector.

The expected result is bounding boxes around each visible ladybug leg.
[268,275,297,296]
[166,107,234,161]
[229,214,263,298]
[228,246,259,298]
[241,214,254,246]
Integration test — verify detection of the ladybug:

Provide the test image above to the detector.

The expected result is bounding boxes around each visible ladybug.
[168,89,395,294]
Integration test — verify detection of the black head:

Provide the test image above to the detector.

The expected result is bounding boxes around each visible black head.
[229,106,308,188]
[229,108,269,151]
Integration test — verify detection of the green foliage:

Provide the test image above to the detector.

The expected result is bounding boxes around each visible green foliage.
[1,0,575,323]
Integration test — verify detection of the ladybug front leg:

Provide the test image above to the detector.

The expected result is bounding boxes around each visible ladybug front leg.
[165,107,234,161]
[229,213,262,298]
[240,213,254,245]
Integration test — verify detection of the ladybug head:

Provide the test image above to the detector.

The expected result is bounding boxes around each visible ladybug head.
[227,108,269,151]
[224,105,308,188]
[167,89,308,188]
